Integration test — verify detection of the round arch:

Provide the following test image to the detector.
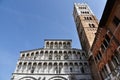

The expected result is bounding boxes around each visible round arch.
[48,76,67,80]
[19,76,37,80]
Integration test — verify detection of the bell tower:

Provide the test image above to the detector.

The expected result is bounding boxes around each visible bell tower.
[73,3,98,56]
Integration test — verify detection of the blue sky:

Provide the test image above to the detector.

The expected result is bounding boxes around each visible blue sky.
[0,0,106,80]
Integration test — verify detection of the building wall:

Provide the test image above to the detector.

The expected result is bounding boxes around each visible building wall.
[91,0,120,80]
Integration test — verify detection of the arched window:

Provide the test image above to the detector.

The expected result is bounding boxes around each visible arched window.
[40,51,43,54]
[55,42,58,49]
[31,63,37,73]
[49,51,53,60]
[34,52,39,60]
[59,42,62,49]
[59,51,62,54]
[31,52,34,59]
[38,63,41,72]
[68,51,72,59]
[89,24,91,27]
[89,17,92,20]
[21,54,25,59]
[79,63,84,73]
[59,63,63,74]
[59,51,62,60]
[82,52,86,60]
[64,52,68,60]
[69,63,73,73]
[45,51,48,60]
[64,63,68,70]
[63,42,66,48]
[40,51,43,60]
[77,52,80,60]
[22,62,27,72]
[54,51,58,60]
[92,24,95,28]
[27,62,32,72]
[43,63,47,73]
[87,17,89,20]
[17,62,22,72]
[45,51,48,54]
[73,51,76,59]
[26,53,29,59]
[79,63,83,66]
[50,42,53,49]
[67,42,70,48]
[54,63,58,74]
[46,42,49,48]
[74,63,79,72]
[48,63,52,73]
[50,51,53,53]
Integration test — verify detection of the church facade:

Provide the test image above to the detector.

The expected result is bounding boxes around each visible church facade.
[11,39,92,80]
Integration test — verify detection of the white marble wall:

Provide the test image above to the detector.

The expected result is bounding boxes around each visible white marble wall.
[12,40,92,80]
